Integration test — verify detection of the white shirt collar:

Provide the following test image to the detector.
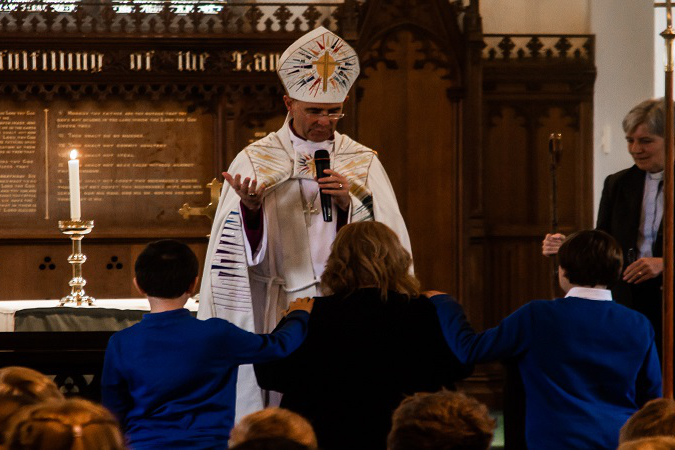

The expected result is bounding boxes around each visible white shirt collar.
[648,170,664,181]
[565,286,613,301]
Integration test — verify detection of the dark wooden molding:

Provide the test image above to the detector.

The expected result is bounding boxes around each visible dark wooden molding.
[483,34,594,62]
[0,82,226,104]
[0,2,342,36]
[356,0,464,82]
[230,83,287,128]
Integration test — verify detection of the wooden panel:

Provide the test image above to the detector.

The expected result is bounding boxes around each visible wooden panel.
[484,107,530,225]
[0,98,214,239]
[481,61,595,329]
[484,237,559,327]
[482,104,592,319]
[356,30,461,295]
[0,240,207,300]
[484,105,586,229]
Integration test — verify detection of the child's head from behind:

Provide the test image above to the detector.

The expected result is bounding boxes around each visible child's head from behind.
[618,436,675,450]
[0,366,63,403]
[558,229,623,289]
[135,239,199,299]
[0,366,65,445]
[4,398,125,450]
[387,390,495,450]
[620,398,675,443]
[229,407,317,449]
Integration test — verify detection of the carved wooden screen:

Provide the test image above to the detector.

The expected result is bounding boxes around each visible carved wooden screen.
[481,34,596,327]
[354,0,482,308]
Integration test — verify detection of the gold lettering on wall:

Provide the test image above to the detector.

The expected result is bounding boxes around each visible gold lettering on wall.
[177,51,209,72]
[130,51,155,71]
[54,110,205,203]
[0,111,38,214]
[0,49,282,74]
[0,50,104,73]
[232,51,281,72]
[0,99,215,237]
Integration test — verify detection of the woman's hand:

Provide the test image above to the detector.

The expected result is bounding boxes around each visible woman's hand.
[286,297,315,315]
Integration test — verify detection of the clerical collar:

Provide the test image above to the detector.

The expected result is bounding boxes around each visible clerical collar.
[288,119,335,148]
[648,170,664,181]
[565,286,612,301]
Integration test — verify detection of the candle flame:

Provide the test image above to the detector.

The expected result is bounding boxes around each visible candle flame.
[70,149,78,160]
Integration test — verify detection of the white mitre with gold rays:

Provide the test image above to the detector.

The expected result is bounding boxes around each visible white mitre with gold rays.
[278,26,360,103]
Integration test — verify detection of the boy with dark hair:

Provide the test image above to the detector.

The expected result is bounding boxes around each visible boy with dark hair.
[387,390,495,450]
[430,230,662,450]
[133,238,200,299]
[557,227,623,288]
[102,239,313,449]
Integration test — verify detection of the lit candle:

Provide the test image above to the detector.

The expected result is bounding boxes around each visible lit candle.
[68,149,81,220]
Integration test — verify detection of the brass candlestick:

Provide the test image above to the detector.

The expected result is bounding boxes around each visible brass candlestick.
[58,219,95,306]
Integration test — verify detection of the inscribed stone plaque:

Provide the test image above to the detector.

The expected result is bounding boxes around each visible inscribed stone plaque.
[0,99,214,238]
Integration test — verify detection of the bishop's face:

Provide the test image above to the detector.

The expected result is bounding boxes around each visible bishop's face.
[284,96,344,142]
[626,123,666,173]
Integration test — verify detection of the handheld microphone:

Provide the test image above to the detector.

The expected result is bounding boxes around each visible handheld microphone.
[314,149,332,222]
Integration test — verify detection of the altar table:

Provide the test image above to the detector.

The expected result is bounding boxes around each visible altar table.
[0,298,199,332]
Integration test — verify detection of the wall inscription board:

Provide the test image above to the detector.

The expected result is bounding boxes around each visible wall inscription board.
[0,99,214,238]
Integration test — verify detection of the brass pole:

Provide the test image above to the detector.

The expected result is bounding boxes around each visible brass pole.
[660,0,675,398]
[548,133,562,295]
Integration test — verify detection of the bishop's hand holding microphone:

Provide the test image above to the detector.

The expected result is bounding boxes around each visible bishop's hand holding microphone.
[314,149,351,220]
[314,149,333,222]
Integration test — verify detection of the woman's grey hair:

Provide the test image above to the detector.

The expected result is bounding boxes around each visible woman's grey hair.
[622,98,665,136]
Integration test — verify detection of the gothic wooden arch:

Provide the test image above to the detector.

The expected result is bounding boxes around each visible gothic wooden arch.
[351,0,483,308]
[354,0,466,109]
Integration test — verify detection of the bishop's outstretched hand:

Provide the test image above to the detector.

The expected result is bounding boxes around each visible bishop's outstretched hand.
[223,172,266,211]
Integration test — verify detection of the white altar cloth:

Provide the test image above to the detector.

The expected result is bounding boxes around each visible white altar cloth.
[0,298,199,332]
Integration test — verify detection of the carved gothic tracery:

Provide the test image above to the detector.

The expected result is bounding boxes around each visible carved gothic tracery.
[0,1,343,35]
[484,34,595,61]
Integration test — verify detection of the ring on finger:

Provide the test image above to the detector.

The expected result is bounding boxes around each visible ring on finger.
[339,183,343,189]
[248,193,256,197]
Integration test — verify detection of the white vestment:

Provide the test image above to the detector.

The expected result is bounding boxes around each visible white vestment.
[197,121,410,419]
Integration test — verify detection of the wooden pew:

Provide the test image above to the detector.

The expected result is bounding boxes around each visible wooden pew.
[0,331,114,401]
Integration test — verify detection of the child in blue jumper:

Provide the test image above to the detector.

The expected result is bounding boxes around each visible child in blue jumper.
[430,230,662,450]
[101,239,312,449]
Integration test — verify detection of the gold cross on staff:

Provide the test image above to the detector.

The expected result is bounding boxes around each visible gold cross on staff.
[656,1,675,71]
[656,1,674,25]
[179,178,223,224]
[312,51,339,92]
